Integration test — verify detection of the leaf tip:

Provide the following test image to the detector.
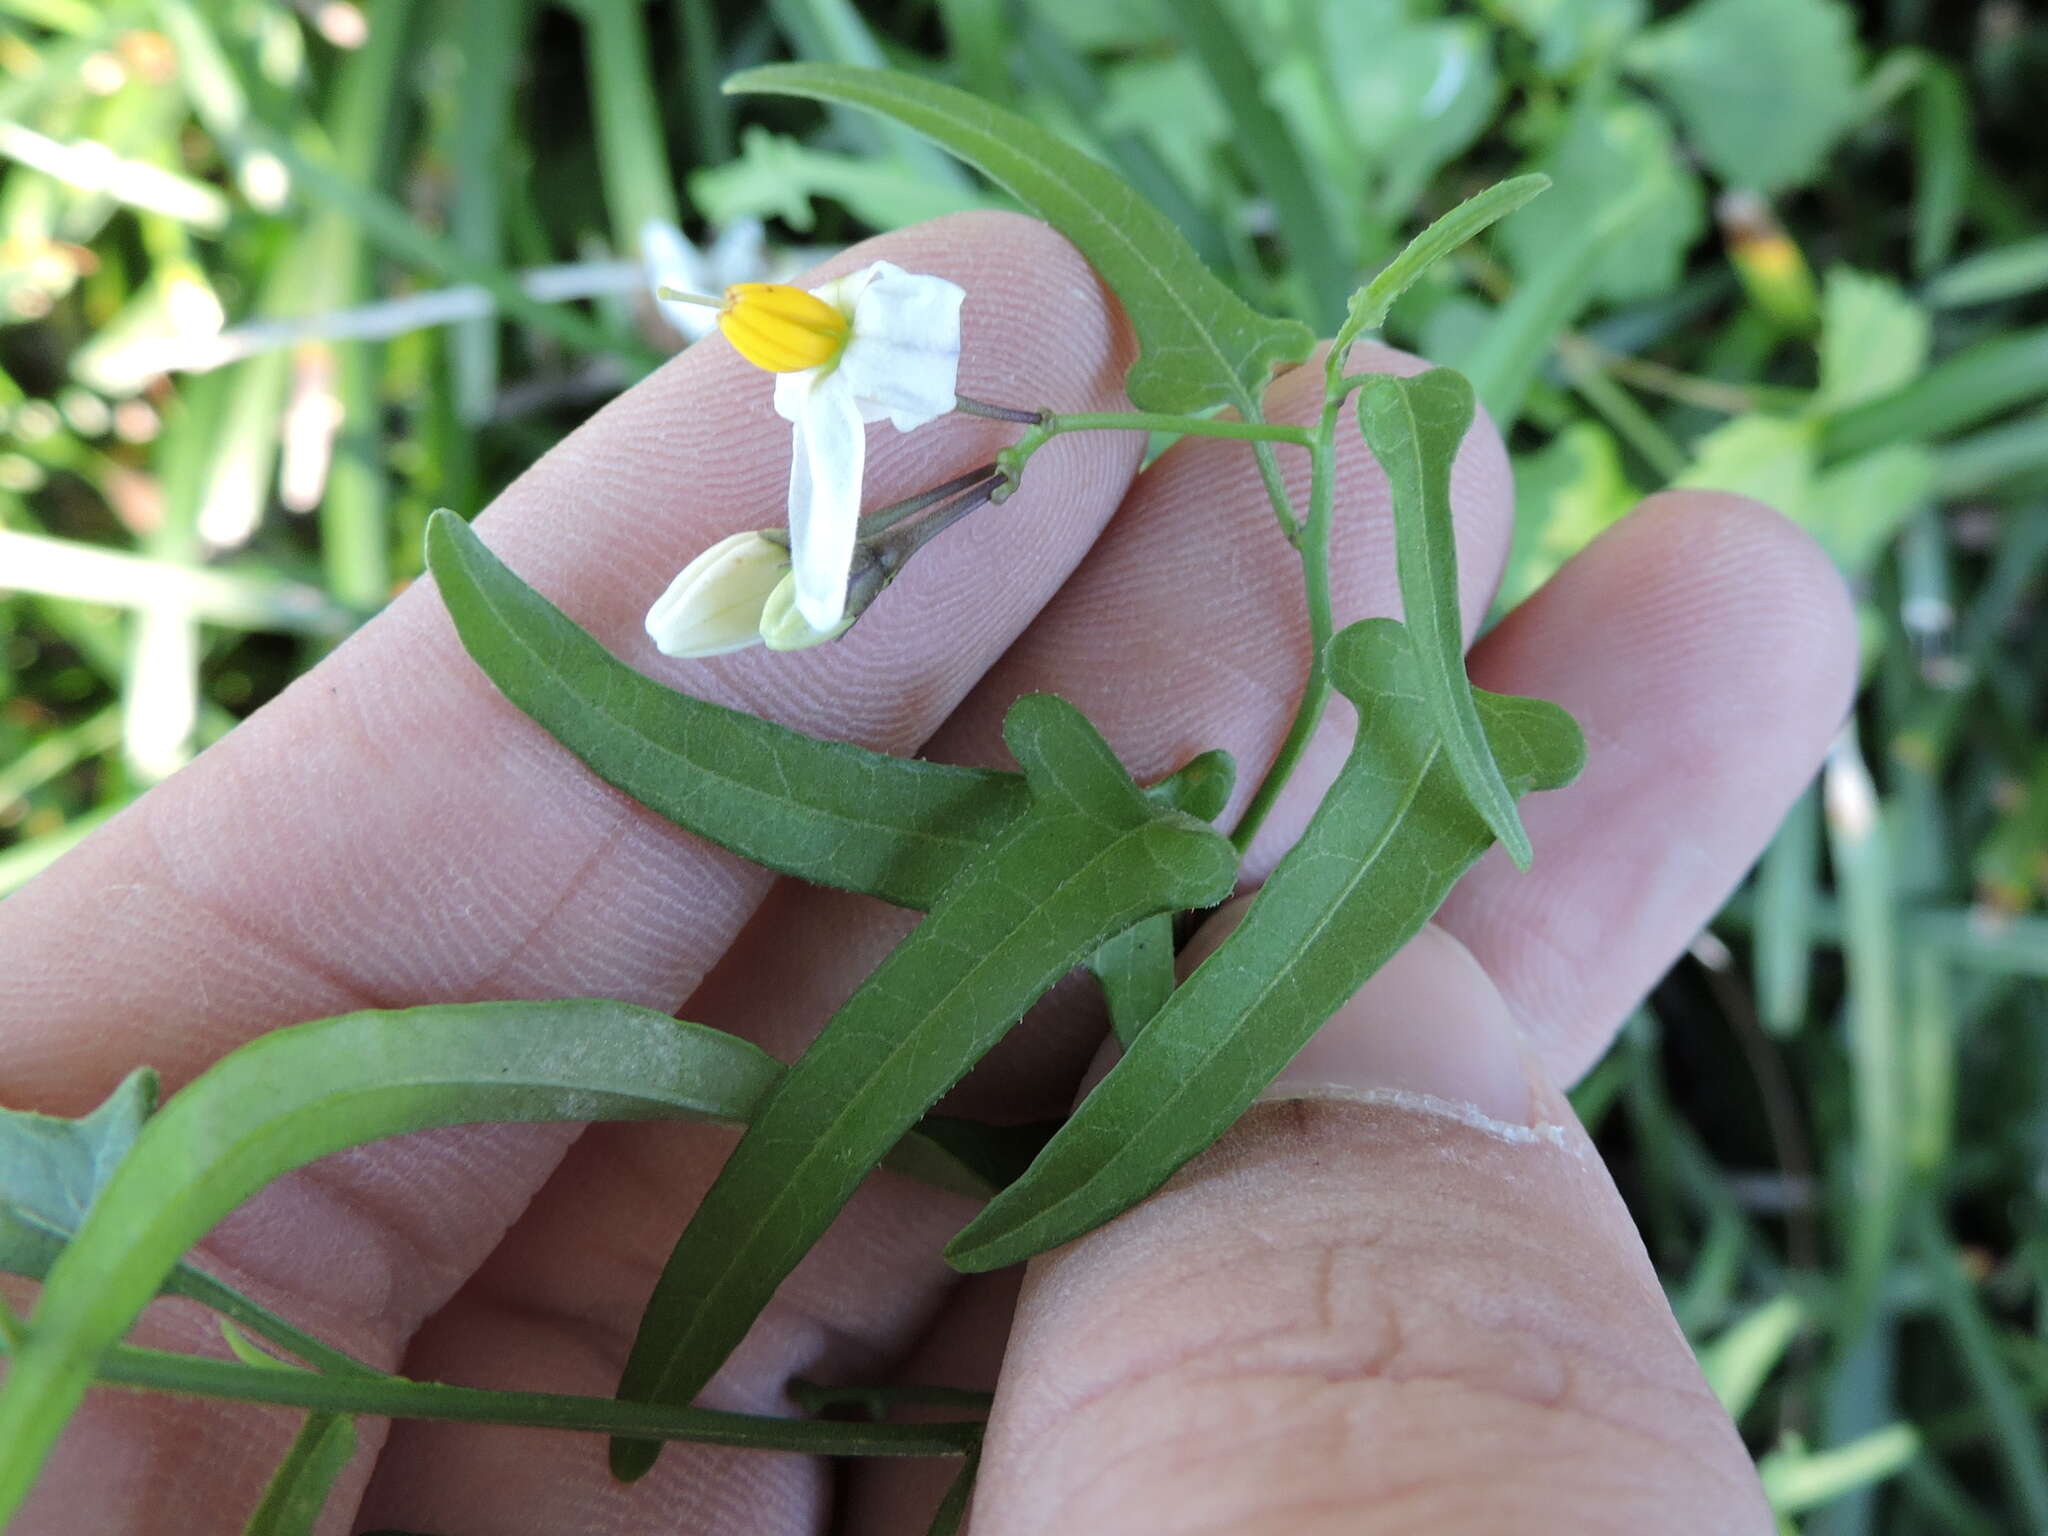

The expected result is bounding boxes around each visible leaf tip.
[609,1435,661,1483]
[1501,821,1535,873]
[940,1226,1008,1276]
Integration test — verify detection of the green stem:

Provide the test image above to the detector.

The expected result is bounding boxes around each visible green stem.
[1037,411,1312,446]
[60,1343,980,1458]
[999,410,1313,496]
[1249,437,1301,541]
[166,1266,377,1380]
[1231,404,1339,855]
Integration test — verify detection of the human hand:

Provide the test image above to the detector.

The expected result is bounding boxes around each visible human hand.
[0,212,1854,1534]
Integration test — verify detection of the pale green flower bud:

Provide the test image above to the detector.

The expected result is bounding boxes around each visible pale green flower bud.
[644,531,789,658]
[757,573,854,651]
[758,546,884,651]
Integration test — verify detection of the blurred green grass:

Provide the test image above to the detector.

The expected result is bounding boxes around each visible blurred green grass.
[2,1,2045,1527]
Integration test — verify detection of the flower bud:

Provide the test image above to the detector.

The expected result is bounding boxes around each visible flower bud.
[644,531,789,658]
[719,282,851,373]
[758,546,885,651]
[757,575,851,652]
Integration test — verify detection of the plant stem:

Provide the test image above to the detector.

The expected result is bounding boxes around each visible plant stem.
[951,394,1046,425]
[1249,438,1301,540]
[1231,399,1339,855]
[166,1264,378,1380]
[68,1343,981,1458]
[1035,411,1312,446]
[859,464,1003,538]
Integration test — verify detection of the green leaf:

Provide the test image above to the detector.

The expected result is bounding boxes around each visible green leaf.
[1142,747,1235,823]
[1677,413,1818,515]
[1,1090,382,1378]
[223,1324,360,1536]
[1330,174,1551,368]
[428,512,1228,911]
[1822,325,2048,461]
[243,1413,357,1536]
[1356,370,1532,869]
[1498,91,1703,304]
[1458,180,1649,427]
[945,620,1584,1273]
[1626,0,1862,191]
[1816,267,1932,417]
[689,126,992,235]
[1696,1294,1805,1422]
[1806,446,1937,577]
[1909,56,1970,275]
[0,1067,155,1281]
[723,63,1312,414]
[609,693,1238,1480]
[1925,238,2048,311]
[230,1326,359,1536]
[427,510,1026,910]
[1166,0,1351,329]
[1088,745,1235,1047]
[1096,55,1229,217]
[1089,915,1176,1048]
[1676,414,1933,578]
[1270,5,1501,224]
[1492,0,1646,75]
[0,1000,997,1522]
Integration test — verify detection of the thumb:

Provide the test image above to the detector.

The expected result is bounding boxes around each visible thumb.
[973,916,1771,1534]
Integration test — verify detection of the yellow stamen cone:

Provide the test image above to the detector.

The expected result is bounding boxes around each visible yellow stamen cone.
[719,283,851,373]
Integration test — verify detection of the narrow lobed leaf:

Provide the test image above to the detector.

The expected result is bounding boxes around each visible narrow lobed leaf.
[1330,173,1551,375]
[427,510,1026,909]
[946,620,1583,1273]
[1356,369,1534,868]
[427,512,1229,910]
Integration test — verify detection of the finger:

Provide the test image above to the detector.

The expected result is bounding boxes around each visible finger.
[357,345,1518,1533]
[1437,491,1859,1083]
[0,211,1142,1533]
[975,919,1771,1535]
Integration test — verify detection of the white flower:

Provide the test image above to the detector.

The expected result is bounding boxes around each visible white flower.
[729,262,964,630]
[644,531,789,658]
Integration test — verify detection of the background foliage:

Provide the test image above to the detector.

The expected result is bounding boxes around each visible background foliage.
[2,0,2045,1528]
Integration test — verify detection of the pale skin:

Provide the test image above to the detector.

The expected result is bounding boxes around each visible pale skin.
[0,212,1856,1534]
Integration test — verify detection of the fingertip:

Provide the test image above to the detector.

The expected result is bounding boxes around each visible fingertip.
[1622,488,1862,721]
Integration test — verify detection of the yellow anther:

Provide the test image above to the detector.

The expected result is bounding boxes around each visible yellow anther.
[718,283,851,373]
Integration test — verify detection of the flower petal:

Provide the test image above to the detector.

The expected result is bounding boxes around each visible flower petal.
[838,266,965,431]
[787,370,866,631]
